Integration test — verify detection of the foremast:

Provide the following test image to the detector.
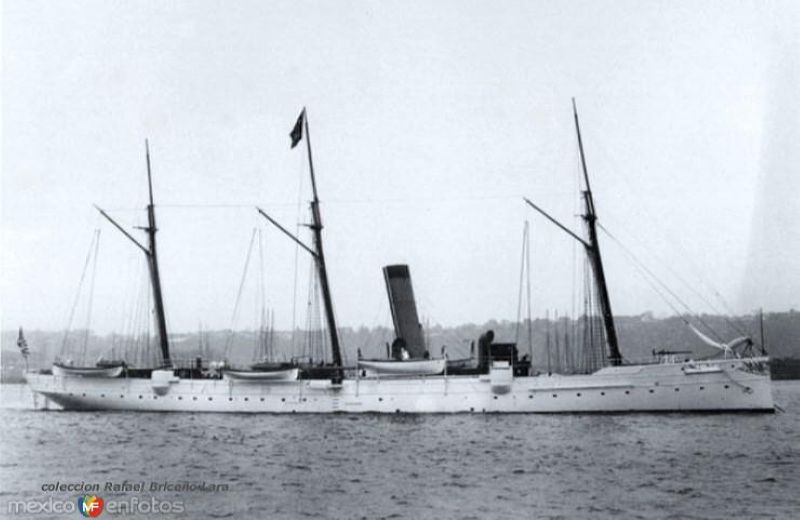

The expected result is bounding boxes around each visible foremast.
[524,99,623,366]
[96,140,171,367]
[571,99,622,366]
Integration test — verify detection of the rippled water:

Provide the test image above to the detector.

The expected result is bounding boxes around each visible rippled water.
[0,382,798,519]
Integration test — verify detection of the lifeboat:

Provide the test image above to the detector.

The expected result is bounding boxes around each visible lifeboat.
[223,366,300,382]
[357,358,446,376]
[52,361,125,378]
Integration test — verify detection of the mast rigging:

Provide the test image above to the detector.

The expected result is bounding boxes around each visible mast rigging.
[523,99,623,366]
[258,108,343,372]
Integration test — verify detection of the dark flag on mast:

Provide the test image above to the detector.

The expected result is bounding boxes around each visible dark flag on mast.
[17,327,29,358]
[290,108,306,149]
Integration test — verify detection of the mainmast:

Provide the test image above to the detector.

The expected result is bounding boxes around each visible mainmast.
[96,140,171,367]
[144,141,171,367]
[301,111,343,368]
[523,100,622,366]
[257,109,343,370]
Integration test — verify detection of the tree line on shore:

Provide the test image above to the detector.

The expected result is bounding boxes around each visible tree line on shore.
[2,311,799,382]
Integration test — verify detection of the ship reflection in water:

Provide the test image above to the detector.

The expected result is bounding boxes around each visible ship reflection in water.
[1,382,798,519]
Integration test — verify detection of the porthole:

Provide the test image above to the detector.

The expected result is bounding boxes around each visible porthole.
[260,397,265,402]
[120,395,124,398]
[552,394,557,398]
[625,390,630,395]
[138,395,143,399]
[153,396,158,400]
[674,388,680,392]
[470,407,475,412]
[281,398,286,402]
[82,393,86,397]
[100,394,105,398]
[528,395,534,399]
[229,397,233,401]
[208,397,213,401]
[649,389,655,394]
[724,385,729,389]
[699,386,705,390]
[493,396,498,400]
[244,397,249,402]
[178,396,183,400]
[378,397,383,402]
[193,396,198,401]
[600,392,605,396]
[576,393,581,397]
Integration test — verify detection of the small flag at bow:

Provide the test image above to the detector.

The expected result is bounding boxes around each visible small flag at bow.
[290,108,306,149]
[17,327,29,358]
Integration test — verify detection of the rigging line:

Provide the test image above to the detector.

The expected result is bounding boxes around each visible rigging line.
[61,230,100,357]
[545,309,551,374]
[526,221,534,362]
[606,203,748,333]
[584,128,754,335]
[583,259,591,369]
[303,259,316,360]
[226,228,258,358]
[599,224,730,342]
[596,221,723,339]
[145,259,152,367]
[514,221,529,347]
[290,167,307,354]
[81,229,102,364]
[601,214,752,339]
[136,260,150,366]
[257,228,267,360]
[583,257,591,371]
[571,141,581,368]
[598,224,703,329]
[330,292,344,365]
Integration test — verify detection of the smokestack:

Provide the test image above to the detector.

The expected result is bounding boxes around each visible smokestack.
[383,265,426,359]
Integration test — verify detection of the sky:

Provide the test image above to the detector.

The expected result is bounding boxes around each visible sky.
[2,0,799,335]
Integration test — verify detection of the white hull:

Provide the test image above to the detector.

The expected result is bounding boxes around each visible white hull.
[25,358,773,413]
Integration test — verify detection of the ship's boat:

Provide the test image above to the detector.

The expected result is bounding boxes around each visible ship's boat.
[223,367,299,381]
[52,361,125,378]
[358,358,445,376]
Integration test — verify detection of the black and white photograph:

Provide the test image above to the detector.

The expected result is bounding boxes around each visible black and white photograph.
[1,1,799,518]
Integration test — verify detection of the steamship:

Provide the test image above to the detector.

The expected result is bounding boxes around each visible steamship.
[24,105,774,413]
